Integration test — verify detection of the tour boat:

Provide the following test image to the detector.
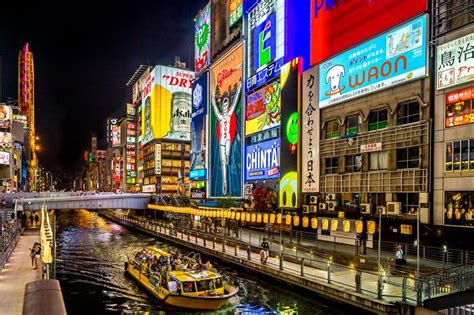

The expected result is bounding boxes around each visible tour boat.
[124,247,239,310]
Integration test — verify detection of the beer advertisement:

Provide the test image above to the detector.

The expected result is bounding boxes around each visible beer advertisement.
[209,42,243,198]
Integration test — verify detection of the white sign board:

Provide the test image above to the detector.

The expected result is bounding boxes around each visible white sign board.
[361,143,382,153]
[437,33,474,90]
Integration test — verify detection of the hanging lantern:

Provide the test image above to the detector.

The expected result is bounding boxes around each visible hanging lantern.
[251,213,256,223]
[231,211,236,220]
[355,220,363,234]
[322,218,329,230]
[311,217,318,229]
[343,220,350,233]
[285,214,292,225]
[293,216,300,227]
[331,219,338,231]
[277,214,282,224]
[368,221,376,234]
[236,212,241,221]
[263,213,269,223]
[270,213,275,224]
[302,216,309,228]
[257,213,262,223]
[246,212,251,222]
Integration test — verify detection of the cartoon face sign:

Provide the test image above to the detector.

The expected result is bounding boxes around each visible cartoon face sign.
[325,64,346,96]
[286,112,298,144]
[279,172,297,208]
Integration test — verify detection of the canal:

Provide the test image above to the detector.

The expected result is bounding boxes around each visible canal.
[56,210,364,314]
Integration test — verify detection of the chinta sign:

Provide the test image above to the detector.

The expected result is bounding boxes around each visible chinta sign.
[245,138,280,181]
[319,15,428,108]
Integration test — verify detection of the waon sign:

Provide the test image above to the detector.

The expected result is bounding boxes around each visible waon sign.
[310,0,427,66]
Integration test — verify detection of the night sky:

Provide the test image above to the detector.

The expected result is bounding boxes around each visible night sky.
[0,1,207,176]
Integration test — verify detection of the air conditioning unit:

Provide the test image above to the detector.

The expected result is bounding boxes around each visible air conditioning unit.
[360,203,372,214]
[302,205,310,214]
[319,203,327,210]
[326,193,337,201]
[309,195,318,205]
[309,205,318,213]
[327,201,338,211]
[386,202,401,215]
[419,192,429,204]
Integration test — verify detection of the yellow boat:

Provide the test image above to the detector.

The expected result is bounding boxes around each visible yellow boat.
[125,247,239,310]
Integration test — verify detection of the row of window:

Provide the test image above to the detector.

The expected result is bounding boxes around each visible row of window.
[325,101,420,139]
[324,147,420,174]
[445,139,474,171]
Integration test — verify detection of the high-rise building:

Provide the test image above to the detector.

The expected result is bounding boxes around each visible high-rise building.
[18,43,37,191]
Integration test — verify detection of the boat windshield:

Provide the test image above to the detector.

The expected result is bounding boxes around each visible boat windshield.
[195,277,223,292]
[182,281,195,293]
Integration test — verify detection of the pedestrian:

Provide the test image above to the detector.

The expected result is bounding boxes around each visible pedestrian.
[29,214,34,226]
[29,242,41,269]
[260,237,270,264]
[395,245,404,266]
[34,214,39,226]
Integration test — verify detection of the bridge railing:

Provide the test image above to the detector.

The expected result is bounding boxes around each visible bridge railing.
[40,205,54,279]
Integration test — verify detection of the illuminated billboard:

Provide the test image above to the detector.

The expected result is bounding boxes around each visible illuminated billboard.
[0,105,12,130]
[229,0,243,27]
[319,15,428,108]
[113,157,121,184]
[245,137,280,181]
[437,33,474,90]
[195,2,211,74]
[279,59,300,209]
[190,72,208,181]
[446,87,474,128]
[245,81,281,136]
[141,66,194,145]
[111,125,121,147]
[310,0,427,66]
[209,42,243,198]
[108,118,118,146]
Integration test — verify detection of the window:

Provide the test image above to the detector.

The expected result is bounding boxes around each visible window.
[368,108,388,131]
[326,120,340,139]
[369,151,388,171]
[446,139,474,171]
[397,147,420,169]
[346,115,360,136]
[397,193,419,214]
[345,155,362,173]
[397,101,420,125]
[325,157,339,174]
[182,281,195,292]
[445,191,474,227]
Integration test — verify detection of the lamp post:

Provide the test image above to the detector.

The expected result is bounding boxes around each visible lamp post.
[377,207,383,299]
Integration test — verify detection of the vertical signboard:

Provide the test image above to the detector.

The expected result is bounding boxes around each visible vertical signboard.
[246,0,285,91]
[302,66,319,193]
[279,59,300,208]
[141,66,194,145]
[155,143,162,175]
[437,33,474,90]
[190,72,208,180]
[318,15,428,108]
[195,2,211,74]
[229,0,243,27]
[209,42,243,198]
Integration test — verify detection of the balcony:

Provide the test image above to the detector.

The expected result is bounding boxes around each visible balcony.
[320,121,429,158]
[320,169,428,193]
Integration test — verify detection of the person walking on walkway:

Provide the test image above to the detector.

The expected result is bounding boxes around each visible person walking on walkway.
[29,214,34,226]
[395,245,404,267]
[29,242,41,269]
[34,214,39,226]
[260,238,270,264]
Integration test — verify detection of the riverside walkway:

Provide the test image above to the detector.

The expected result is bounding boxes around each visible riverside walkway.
[102,211,428,314]
[0,228,41,315]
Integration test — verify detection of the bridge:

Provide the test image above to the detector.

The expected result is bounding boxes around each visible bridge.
[9,192,152,212]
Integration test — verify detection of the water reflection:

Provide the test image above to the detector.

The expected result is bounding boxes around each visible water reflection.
[56,210,353,314]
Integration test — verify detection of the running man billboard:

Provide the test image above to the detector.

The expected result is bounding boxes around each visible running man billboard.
[209,42,243,198]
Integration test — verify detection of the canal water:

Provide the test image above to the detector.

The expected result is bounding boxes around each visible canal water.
[56,210,361,314]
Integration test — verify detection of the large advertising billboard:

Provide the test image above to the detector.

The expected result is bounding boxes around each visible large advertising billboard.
[111,125,121,147]
[302,66,320,193]
[245,81,281,136]
[195,2,211,74]
[445,87,474,128]
[319,15,428,108]
[245,137,280,181]
[279,59,300,209]
[437,33,474,90]
[310,0,427,66]
[190,73,208,181]
[246,0,285,91]
[209,42,243,198]
[141,66,194,145]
